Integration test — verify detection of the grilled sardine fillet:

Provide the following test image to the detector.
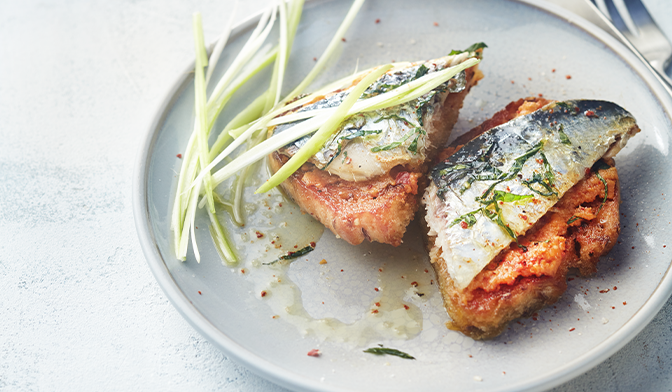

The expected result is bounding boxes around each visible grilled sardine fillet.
[422,98,640,339]
[269,46,484,246]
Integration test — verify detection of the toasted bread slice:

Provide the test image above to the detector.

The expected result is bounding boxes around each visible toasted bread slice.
[269,51,483,246]
[423,98,638,339]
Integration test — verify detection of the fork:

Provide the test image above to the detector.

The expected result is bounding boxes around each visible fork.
[588,0,672,93]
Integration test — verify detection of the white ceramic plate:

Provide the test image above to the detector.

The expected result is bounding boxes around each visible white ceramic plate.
[134,0,672,390]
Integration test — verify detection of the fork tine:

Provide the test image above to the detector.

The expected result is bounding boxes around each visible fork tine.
[588,0,672,93]
[613,0,639,36]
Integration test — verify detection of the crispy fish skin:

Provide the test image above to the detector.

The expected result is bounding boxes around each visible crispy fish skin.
[270,52,483,246]
[423,98,639,339]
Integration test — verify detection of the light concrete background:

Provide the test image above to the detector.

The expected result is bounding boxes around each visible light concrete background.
[1,0,671,391]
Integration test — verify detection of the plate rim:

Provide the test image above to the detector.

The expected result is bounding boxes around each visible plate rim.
[132,1,672,391]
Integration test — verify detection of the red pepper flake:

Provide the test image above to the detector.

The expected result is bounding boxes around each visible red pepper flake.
[261,291,267,297]
[599,289,610,293]
[372,309,379,314]
[424,269,429,273]
[176,153,182,159]
[340,269,344,272]
[279,203,283,207]
[585,167,591,176]
[240,269,246,274]
[613,286,618,290]
[612,306,616,309]
[375,18,381,24]
[584,110,597,117]
[272,315,279,319]
[632,246,635,249]
[460,221,469,229]
[374,287,379,292]
[575,106,580,113]
[255,231,264,239]
[569,328,575,332]
[341,37,346,42]
[379,268,383,272]
[198,291,202,295]
[313,57,317,61]
[307,349,321,357]
[566,75,572,79]
[310,242,316,248]
[411,281,418,287]
[528,77,532,81]
[538,93,543,98]
[375,302,381,307]
[552,68,556,73]
[623,301,627,305]
[511,80,515,84]
[433,22,439,26]
[294,245,298,249]
[532,317,538,321]
[403,304,410,310]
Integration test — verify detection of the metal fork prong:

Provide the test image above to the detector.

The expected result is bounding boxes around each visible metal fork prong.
[613,0,639,36]
[587,0,672,95]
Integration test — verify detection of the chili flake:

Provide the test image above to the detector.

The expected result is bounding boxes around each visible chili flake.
[307,349,321,357]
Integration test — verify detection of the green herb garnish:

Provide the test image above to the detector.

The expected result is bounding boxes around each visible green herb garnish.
[522,153,557,197]
[370,127,425,153]
[371,141,402,152]
[451,190,533,240]
[363,345,415,360]
[450,209,480,228]
[323,129,382,168]
[594,172,608,213]
[448,42,488,56]
[263,244,315,265]
[558,124,572,145]
[414,64,429,79]
[567,216,580,225]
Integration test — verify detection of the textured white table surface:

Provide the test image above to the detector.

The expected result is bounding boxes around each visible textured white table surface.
[2,1,671,391]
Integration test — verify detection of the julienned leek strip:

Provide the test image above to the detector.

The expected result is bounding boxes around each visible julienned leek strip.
[186,0,367,195]
[193,13,215,214]
[255,64,394,194]
[195,58,479,194]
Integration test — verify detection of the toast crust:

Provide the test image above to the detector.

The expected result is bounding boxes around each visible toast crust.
[424,98,623,339]
[269,66,482,246]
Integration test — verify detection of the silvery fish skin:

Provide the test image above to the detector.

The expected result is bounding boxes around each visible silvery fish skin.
[423,100,639,290]
[273,51,478,182]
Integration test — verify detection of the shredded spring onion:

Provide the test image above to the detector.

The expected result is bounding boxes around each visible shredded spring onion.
[171,0,481,266]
